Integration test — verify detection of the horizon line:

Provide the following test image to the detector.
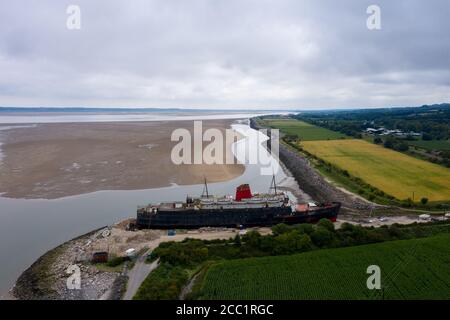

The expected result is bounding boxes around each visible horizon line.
[0,103,449,113]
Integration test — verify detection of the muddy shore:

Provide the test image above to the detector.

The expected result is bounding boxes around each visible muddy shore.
[0,120,244,199]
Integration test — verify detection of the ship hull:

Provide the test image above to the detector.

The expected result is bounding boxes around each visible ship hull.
[136,203,340,229]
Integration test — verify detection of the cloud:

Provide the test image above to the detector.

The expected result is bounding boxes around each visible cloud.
[0,0,449,109]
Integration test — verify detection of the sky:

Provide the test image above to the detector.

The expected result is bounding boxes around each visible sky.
[0,0,449,110]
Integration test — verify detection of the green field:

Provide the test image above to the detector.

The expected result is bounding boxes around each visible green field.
[197,234,450,300]
[301,139,450,201]
[261,119,347,141]
[408,139,450,151]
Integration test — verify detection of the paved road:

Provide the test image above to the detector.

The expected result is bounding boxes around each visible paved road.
[123,255,159,300]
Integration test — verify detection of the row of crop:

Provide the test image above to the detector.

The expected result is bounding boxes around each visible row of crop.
[199,234,450,299]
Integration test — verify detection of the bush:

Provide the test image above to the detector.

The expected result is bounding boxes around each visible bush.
[387,224,403,239]
[395,143,409,152]
[106,256,128,267]
[153,240,209,266]
[384,139,394,149]
[401,198,414,207]
[133,263,188,300]
[242,230,262,248]
[271,223,291,236]
[317,218,335,232]
[292,223,315,235]
[420,197,429,205]
[274,231,313,254]
[233,234,242,246]
[311,227,335,248]
[373,137,382,144]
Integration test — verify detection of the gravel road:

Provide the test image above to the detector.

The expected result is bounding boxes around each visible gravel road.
[123,258,159,300]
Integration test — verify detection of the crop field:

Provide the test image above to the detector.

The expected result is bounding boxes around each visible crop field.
[300,139,450,201]
[261,119,347,141]
[407,139,450,151]
[197,234,450,300]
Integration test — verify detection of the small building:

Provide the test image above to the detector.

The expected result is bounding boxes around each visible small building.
[366,128,384,135]
[92,251,108,264]
[419,214,431,221]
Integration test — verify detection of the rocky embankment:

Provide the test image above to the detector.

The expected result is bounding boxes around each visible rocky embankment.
[250,118,381,213]
[12,225,139,300]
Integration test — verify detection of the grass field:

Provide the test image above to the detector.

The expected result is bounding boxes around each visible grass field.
[197,234,450,300]
[261,119,347,141]
[407,139,450,151]
[300,139,450,201]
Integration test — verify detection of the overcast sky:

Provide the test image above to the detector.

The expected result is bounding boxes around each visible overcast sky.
[0,0,449,110]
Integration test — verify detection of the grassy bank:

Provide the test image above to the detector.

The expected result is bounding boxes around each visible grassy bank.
[259,118,347,140]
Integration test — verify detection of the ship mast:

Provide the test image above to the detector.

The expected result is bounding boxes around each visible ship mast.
[270,173,277,195]
[202,177,210,198]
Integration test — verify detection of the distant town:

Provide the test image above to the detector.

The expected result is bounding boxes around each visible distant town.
[364,125,421,137]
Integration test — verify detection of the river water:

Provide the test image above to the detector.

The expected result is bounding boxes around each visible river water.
[0,111,283,124]
[0,117,287,298]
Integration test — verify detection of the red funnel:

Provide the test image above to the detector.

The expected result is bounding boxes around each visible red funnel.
[235,184,252,201]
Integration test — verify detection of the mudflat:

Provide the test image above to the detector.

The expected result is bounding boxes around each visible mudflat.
[0,119,244,199]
